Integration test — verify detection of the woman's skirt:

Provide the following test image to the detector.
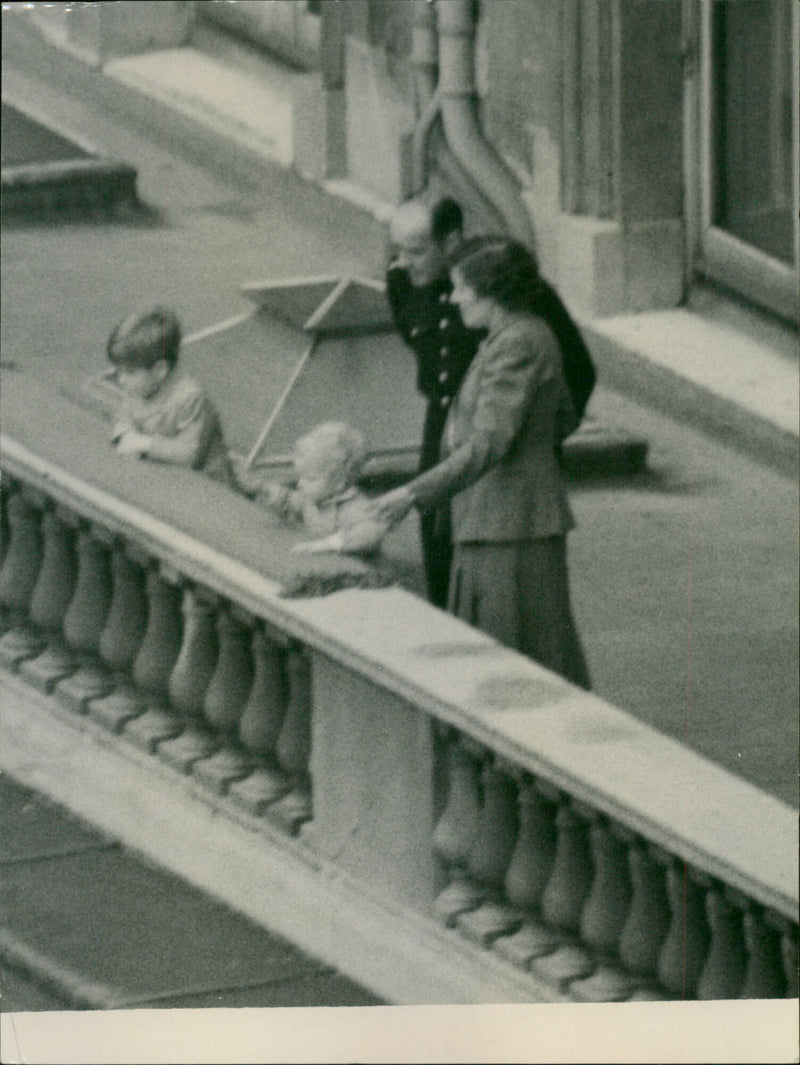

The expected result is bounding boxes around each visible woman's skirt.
[448,536,590,690]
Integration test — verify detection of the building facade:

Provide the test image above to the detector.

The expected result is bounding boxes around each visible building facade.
[35,0,799,323]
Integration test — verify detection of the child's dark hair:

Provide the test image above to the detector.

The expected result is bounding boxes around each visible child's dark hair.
[107,307,182,370]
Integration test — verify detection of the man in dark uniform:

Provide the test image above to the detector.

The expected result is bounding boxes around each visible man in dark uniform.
[386,197,485,609]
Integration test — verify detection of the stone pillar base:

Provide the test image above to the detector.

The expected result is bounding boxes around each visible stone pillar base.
[554,215,684,318]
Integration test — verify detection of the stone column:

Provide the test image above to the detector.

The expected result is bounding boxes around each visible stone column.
[555,0,685,314]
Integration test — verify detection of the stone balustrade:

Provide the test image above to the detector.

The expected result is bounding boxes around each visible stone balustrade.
[1,381,797,1005]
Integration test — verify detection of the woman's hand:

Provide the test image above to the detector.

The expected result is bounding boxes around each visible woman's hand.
[369,485,414,528]
[114,430,151,457]
[291,533,343,554]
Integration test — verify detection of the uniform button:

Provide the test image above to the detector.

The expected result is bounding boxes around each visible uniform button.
[439,371,448,383]
[440,346,449,356]
[410,326,419,338]
[439,318,449,329]
[440,396,450,407]
[439,292,449,303]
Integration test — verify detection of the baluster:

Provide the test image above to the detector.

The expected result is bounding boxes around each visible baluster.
[467,758,519,888]
[0,479,9,565]
[202,607,254,738]
[571,817,642,1001]
[580,817,633,953]
[193,606,257,794]
[697,884,746,1000]
[276,645,312,781]
[239,627,288,759]
[98,544,148,673]
[541,798,593,933]
[158,586,220,772]
[779,925,798,998]
[431,732,485,925]
[29,507,78,634]
[168,586,219,716]
[55,524,114,709]
[657,859,711,998]
[493,775,562,969]
[505,776,557,911]
[433,731,481,867]
[132,565,183,694]
[0,483,7,630]
[740,907,787,999]
[458,758,522,945]
[264,644,313,835]
[0,488,42,614]
[618,842,671,979]
[61,525,112,653]
[0,488,45,666]
[228,626,291,815]
[532,796,596,988]
[124,564,184,752]
[20,506,79,691]
[88,543,149,732]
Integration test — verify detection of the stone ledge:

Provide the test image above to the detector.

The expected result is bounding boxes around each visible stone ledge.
[582,309,798,479]
[2,416,796,922]
[1,101,139,217]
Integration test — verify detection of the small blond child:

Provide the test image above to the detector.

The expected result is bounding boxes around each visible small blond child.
[259,421,389,555]
[107,306,237,489]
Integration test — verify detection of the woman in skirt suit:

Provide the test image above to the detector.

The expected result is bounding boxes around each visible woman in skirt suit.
[372,238,590,689]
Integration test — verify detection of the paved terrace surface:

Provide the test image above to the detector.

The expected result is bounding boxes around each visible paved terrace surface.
[0,776,382,1012]
[1,35,797,806]
[1,100,91,166]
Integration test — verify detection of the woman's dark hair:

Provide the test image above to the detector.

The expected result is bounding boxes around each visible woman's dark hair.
[452,238,597,418]
[107,306,182,370]
[451,238,542,314]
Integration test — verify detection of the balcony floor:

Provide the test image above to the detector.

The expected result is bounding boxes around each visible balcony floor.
[0,773,382,1012]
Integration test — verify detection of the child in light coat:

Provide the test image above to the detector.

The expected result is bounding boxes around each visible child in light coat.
[258,421,388,555]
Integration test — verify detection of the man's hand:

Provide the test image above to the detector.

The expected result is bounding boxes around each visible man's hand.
[114,430,151,457]
[369,485,414,528]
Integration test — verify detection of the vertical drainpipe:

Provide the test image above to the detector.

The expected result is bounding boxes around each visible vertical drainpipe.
[412,0,439,106]
[436,0,536,245]
[410,0,441,191]
[409,0,510,229]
